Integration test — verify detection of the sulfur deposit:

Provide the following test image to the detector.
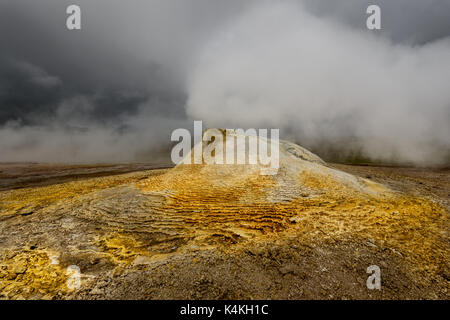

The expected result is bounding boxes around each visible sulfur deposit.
[0,132,448,299]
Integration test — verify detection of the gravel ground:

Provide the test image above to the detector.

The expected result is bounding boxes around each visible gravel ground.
[0,162,448,300]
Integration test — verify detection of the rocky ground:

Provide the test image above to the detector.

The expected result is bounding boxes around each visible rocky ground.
[0,160,448,300]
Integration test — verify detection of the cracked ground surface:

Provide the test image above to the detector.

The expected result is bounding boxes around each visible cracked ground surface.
[0,149,448,299]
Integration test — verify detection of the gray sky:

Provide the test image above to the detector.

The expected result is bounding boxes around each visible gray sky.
[0,0,449,164]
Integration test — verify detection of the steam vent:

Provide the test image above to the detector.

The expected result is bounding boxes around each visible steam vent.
[0,130,448,299]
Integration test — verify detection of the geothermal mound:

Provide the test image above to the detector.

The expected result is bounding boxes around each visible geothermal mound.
[136,130,445,257]
[162,128,389,201]
[0,130,447,299]
[136,128,393,240]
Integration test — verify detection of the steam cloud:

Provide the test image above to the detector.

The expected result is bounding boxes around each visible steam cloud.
[0,0,449,165]
[187,1,450,165]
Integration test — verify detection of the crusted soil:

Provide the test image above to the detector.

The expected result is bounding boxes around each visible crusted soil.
[0,161,448,300]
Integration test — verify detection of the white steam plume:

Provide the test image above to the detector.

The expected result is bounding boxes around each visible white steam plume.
[186,1,450,165]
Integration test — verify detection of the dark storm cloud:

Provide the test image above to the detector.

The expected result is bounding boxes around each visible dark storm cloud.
[0,0,449,163]
[0,0,186,125]
[0,0,253,162]
[0,0,253,125]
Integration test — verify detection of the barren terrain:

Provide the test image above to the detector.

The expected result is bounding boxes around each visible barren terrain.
[0,158,448,300]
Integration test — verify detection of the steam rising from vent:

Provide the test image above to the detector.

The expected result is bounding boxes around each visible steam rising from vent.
[187,1,450,165]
